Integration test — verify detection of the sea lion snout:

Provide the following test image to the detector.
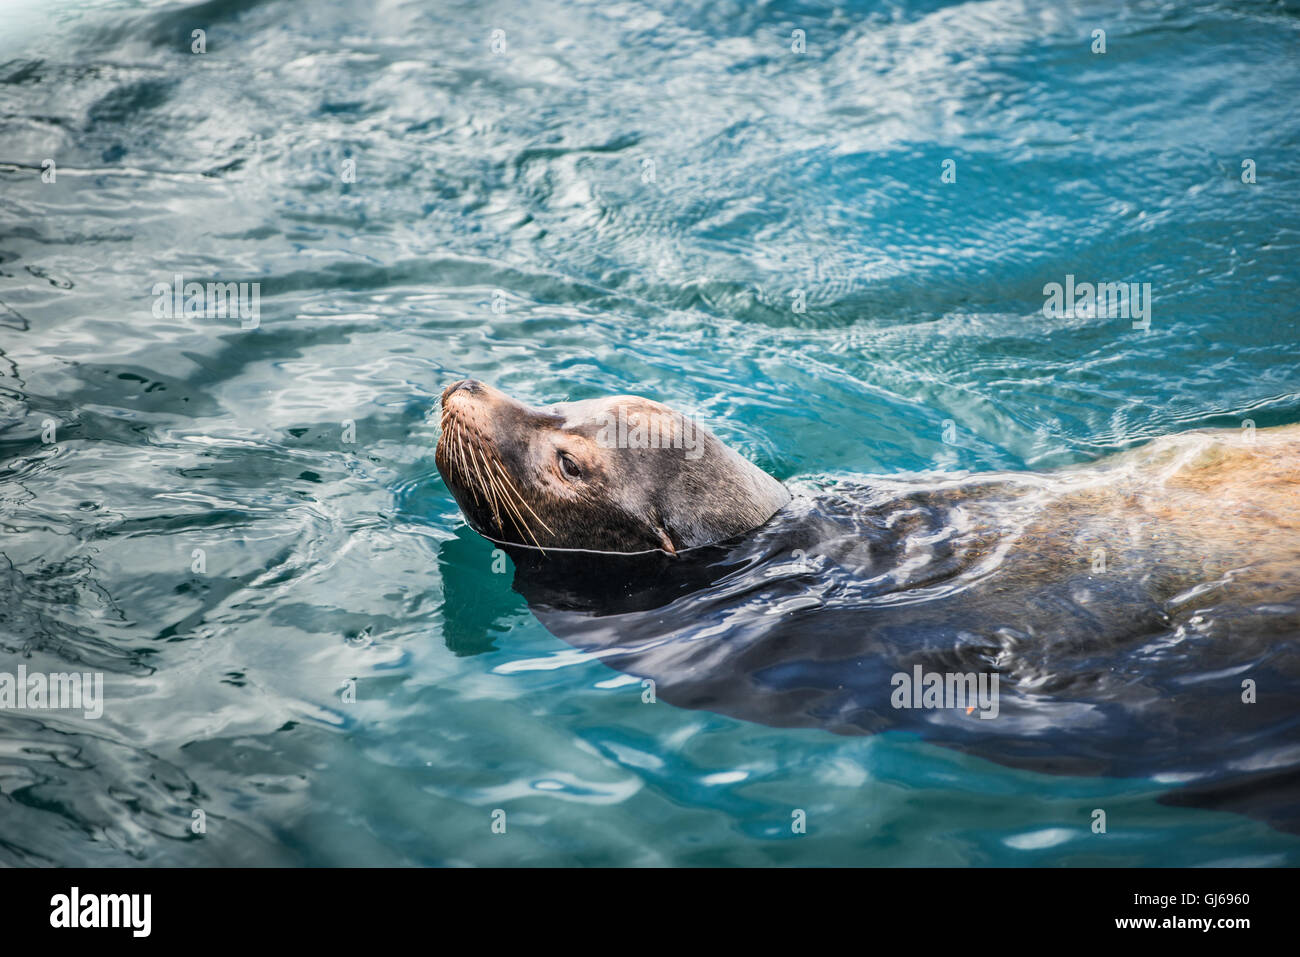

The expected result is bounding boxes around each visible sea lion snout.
[441,377,500,406]
[440,378,480,402]
[439,378,528,431]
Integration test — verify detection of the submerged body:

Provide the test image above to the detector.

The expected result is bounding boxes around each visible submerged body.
[436,382,1300,829]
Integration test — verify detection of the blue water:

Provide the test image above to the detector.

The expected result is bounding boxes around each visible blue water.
[1,0,1298,865]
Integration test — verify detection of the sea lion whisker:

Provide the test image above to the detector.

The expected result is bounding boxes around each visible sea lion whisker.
[448,417,545,545]
[493,460,548,550]
[476,447,503,522]
[486,457,532,533]
[470,443,506,529]
[452,426,484,511]
[484,458,519,538]
[454,428,483,508]
[449,436,466,495]
[491,459,554,536]
[442,422,464,491]
[462,434,487,510]
[488,457,544,548]
[438,398,546,548]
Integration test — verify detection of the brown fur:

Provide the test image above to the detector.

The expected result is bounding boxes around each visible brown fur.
[435,379,791,553]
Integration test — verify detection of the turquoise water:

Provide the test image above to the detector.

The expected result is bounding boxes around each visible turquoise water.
[1,0,1299,865]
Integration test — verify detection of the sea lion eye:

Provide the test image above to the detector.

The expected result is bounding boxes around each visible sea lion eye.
[558,451,582,480]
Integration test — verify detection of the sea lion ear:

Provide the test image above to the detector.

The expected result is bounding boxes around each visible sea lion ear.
[655,525,677,555]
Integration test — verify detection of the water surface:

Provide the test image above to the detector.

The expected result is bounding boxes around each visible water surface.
[1,0,1298,865]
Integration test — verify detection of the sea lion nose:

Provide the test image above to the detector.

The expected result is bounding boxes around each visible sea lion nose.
[441,378,483,403]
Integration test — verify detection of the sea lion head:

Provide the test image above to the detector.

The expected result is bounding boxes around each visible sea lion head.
[435,379,791,554]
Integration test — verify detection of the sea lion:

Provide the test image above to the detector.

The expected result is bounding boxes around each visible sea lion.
[435,380,1300,831]
[435,378,790,554]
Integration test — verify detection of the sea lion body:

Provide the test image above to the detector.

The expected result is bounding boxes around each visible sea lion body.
[435,383,1300,829]
[813,423,1300,610]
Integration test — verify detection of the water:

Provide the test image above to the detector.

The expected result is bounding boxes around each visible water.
[1,0,1298,866]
